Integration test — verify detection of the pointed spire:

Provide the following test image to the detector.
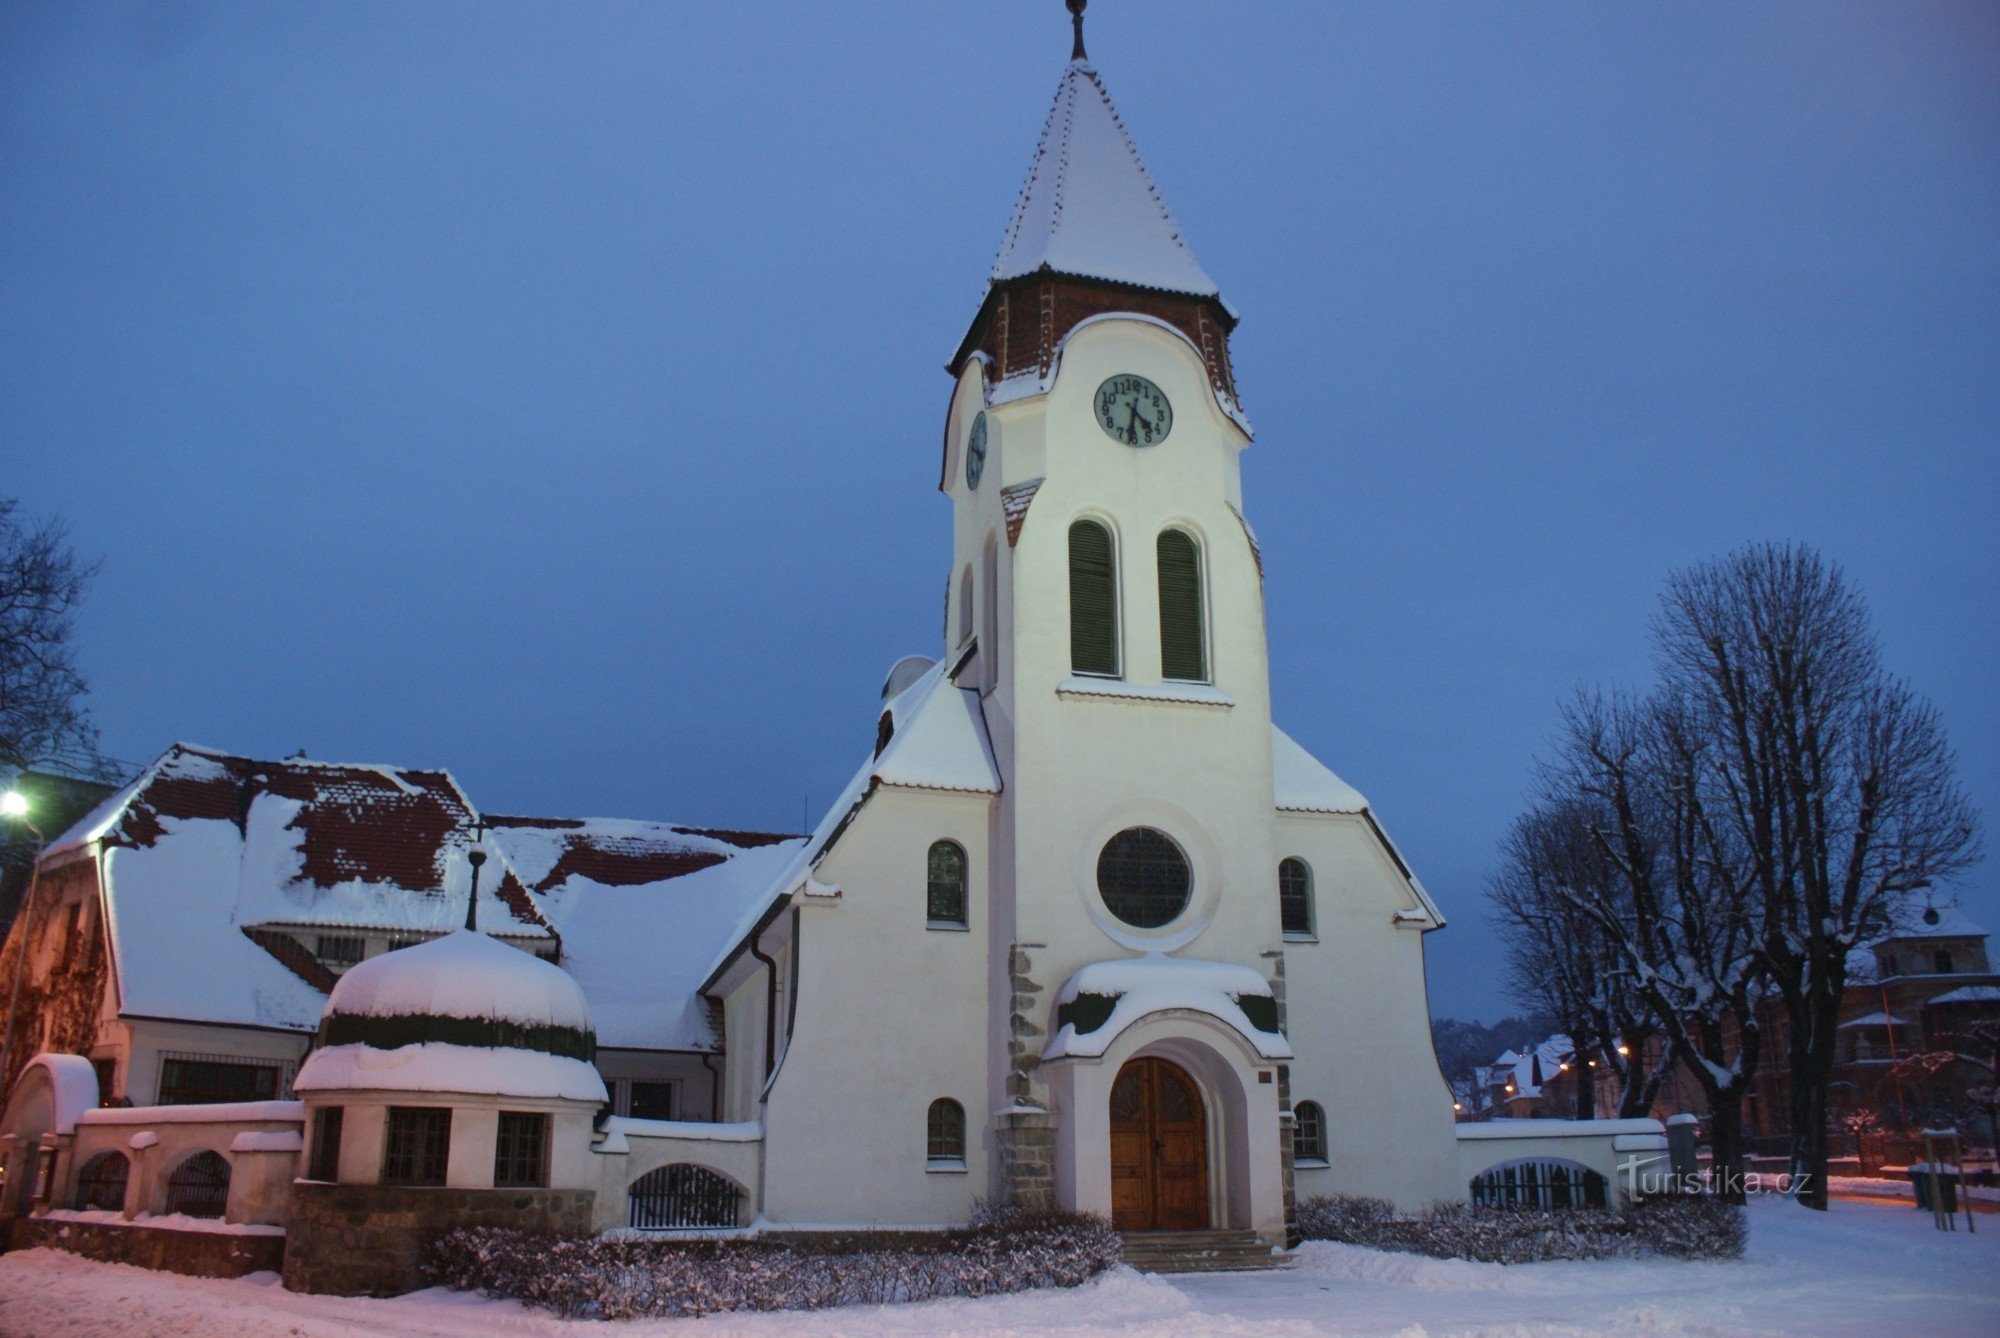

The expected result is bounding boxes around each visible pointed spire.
[989,56,1217,299]
[1068,0,1087,62]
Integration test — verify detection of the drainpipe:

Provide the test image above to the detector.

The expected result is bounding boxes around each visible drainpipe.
[750,936,779,1084]
[700,1052,722,1122]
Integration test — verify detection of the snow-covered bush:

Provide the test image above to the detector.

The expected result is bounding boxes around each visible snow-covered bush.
[427,1205,1120,1319]
[1294,1194,1744,1265]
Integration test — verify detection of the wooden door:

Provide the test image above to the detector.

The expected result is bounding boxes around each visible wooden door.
[1108,1057,1209,1231]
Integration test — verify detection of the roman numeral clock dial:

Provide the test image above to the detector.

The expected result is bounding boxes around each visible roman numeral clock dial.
[1094,374,1173,447]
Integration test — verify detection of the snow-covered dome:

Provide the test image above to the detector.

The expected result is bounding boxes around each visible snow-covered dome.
[294,929,607,1103]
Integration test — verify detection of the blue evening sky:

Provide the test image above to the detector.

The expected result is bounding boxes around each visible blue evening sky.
[4,3,1995,1021]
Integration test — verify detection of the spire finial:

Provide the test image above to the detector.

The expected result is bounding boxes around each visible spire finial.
[1067,0,1087,62]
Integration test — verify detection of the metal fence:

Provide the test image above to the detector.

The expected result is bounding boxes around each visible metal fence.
[627,1164,740,1230]
[1471,1158,1607,1210]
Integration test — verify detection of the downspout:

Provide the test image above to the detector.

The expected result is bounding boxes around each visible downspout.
[700,1052,722,1122]
[750,936,779,1085]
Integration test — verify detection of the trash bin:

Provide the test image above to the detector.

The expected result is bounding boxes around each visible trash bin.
[1909,1166,1932,1211]
[1908,1164,1961,1214]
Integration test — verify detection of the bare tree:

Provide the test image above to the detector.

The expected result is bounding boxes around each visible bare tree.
[0,499,105,778]
[1654,544,1980,1208]
[1491,800,1671,1119]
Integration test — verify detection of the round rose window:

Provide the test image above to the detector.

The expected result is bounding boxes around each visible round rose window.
[1096,828,1192,929]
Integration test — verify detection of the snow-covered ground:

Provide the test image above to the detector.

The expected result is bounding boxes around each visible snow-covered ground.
[1,1198,1994,1336]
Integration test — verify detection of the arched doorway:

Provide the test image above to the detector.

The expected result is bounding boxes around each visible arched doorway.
[1109,1056,1208,1231]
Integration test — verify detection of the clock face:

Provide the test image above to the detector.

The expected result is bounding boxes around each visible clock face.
[1094,374,1173,446]
[966,411,988,490]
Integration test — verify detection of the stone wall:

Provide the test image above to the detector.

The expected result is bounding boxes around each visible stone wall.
[281,1181,594,1296]
[10,1215,284,1278]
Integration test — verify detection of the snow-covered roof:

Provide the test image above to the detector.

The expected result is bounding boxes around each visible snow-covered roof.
[699,662,999,992]
[1929,985,2000,1006]
[490,817,804,1053]
[1882,902,1986,942]
[317,927,590,1031]
[990,60,1217,299]
[1838,1011,1910,1029]
[293,1042,606,1103]
[1492,1035,1576,1099]
[1272,728,1368,814]
[1043,955,1292,1062]
[45,743,555,1033]
[9,1054,100,1135]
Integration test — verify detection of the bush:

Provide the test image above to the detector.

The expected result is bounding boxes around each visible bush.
[427,1204,1121,1320]
[1294,1193,1744,1265]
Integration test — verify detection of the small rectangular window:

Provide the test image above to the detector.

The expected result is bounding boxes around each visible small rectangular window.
[158,1056,282,1106]
[629,1082,674,1122]
[493,1111,549,1188]
[309,1106,344,1182]
[315,935,366,968]
[383,1107,452,1186]
[56,903,83,971]
[90,1057,117,1106]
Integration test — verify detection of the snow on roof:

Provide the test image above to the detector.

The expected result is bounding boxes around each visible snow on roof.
[699,663,999,993]
[1929,985,2000,1005]
[320,927,591,1031]
[1882,902,1986,942]
[1838,1011,1910,1029]
[490,817,805,1053]
[293,1042,607,1103]
[1272,728,1368,814]
[55,743,557,1032]
[1043,955,1292,1062]
[990,60,1217,299]
[11,1054,100,1135]
[1493,1035,1576,1098]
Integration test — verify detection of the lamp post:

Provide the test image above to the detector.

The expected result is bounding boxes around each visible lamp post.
[0,787,46,1088]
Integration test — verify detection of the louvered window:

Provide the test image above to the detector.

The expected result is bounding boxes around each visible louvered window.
[1068,520,1118,676]
[1156,530,1206,682]
[1279,858,1315,938]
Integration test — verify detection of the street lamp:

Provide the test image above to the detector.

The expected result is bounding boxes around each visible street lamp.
[1,786,47,1085]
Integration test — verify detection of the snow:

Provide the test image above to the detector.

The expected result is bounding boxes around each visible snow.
[1271,727,1368,814]
[491,820,803,1054]
[293,1042,607,1103]
[1044,955,1292,1061]
[869,660,1002,794]
[594,1118,761,1154]
[1838,1010,1909,1028]
[37,1209,285,1237]
[80,1100,303,1127]
[1057,677,1235,708]
[2,1198,1997,1335]
[128,1132,157,1150]
[1885,902,1986,940]
[1823,1174,2000,1206]
[229,1130,303,1153]
[1456,1117,1666,1141]
[15,1054,100,1134]
[319,927,591,1031]
[991,61,1218,298]
[1930,985,2000,1004]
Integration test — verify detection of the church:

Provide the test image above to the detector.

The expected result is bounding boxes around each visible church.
[2,10,1656,1294]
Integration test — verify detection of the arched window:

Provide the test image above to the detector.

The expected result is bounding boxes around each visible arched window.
[1933,949,1954,974]
[958,566,975,645]
[927,840,967,928]
[73,1152,129,1211]
[1156,529,1206,682]
[164,1150,230,1219]
[1279,858,1315,939]
[1293,1101,1327,1164]
[1068,520,1118,676]
[627,1163,742,1230]
[927,1098,966,1164]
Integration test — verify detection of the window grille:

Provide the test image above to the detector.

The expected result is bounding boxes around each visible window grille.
[383,1107,452,1186]
[315,935,365,968]
[1068,520,1118,676]
[927,1098,966,1162]
[164,1151,231,1218]
[1096,828,1191,929]
[308,1106,344,1182]
[629,1082,674,1122]
[157,1053,287,1106]
[493,1111,549,1188]
[73,1153,129,1211]
[1156,530,1206,681]
[927,841,968,927]
[1279,858,1315,938]
[627,1164,740,1230]
[1293,1101,1327,1163]
[1471,1159,1607,1210]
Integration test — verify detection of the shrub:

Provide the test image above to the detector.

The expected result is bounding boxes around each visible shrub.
[1294,1193,1744,1265]
[427,1205,1120,1320]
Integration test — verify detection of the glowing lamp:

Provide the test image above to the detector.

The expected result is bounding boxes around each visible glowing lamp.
[0,791,26,819]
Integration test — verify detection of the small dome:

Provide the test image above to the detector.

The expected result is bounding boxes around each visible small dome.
[294,929,606,1103]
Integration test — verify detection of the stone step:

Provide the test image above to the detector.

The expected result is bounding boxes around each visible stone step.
[1118,1230,1290,1274]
